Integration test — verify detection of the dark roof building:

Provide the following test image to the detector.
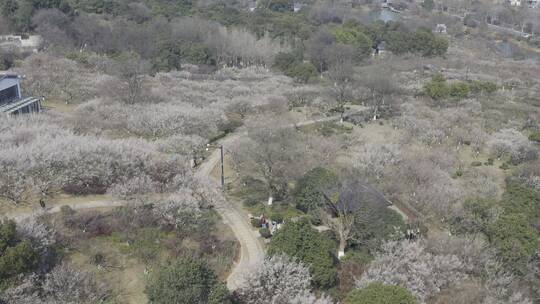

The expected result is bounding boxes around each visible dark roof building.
[0,74,42,116]
[0,74,21,104]
[335,183,392,213]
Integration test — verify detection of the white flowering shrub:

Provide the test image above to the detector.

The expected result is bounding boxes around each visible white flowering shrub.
[235,255,332,304]
[396,102,486,149]
[2,264,109,304]
[107,174,161,199]
[358,240,467,303]
[0,116,189,202]
[486,128,536,163]
[359,237,534,304]
[353,144,401,179]
[17,216,56,251]
[42,264,109,303]
[152,190,203,230]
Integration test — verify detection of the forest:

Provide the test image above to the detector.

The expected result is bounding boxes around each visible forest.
[0,0,540,303]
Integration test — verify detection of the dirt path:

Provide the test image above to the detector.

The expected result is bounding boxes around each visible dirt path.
[194,116,345,289]
[195,133,265,290]
[7,199,124,223]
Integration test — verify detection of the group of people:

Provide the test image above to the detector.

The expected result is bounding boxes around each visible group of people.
[406,227,420,242]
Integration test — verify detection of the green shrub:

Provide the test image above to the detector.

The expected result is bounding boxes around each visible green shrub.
[66,51,91,65]
[308,214,323,226]
[294,167,340,213]
[529,131,540,143]
[460,182,540,273]
[130,228,169,262]
[243,197,260,208]
[208,283,231,304]
[0,220,39,289]
[0,240,38,286]
[319,123,337,136]
[60,205,76,219]
[260,0,293,12]
[346,283,418,304]
[421,0,434,11]
[425,77,496,100]
[268,219,337,288]
[259,228,272,238]
[502,181,540,223]
[341,249,373,265]
[413,29,449,57]
[251,218,262,228]
[463,15,478,28]
[273,51,302,71]
[330,22,373,60]
[469,80,497,94]
[286,62,318,83]
[487,158,494,165]
[423,75,449,99]
[91,253,106,266]
[146,257,230,304]
[268,211,284,224]
[482,81,498,93]
[431,74,446,82]
[449,81,470,99]
[487,213,539,273]
[350,207,405,251]
[471,161,483,167]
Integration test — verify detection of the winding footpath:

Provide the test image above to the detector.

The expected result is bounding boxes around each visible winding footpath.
[195,133,265,290]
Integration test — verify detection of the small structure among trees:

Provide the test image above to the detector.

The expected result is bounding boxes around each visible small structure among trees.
[323,181,396,258]
[0,74,42,116]
[435,24,447,34]
[0,35,42,52]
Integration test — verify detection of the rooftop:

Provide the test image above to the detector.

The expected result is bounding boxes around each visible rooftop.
[0,96,41,114]
[336,183,392,213]
[0,74,20,81]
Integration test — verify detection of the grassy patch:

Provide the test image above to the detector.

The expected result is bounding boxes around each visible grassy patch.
[298,121,352,136]
[46,205,238,303]
[42,99,78,113]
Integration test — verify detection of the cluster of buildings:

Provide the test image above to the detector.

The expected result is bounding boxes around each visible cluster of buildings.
[247,0,304,12]
[0,74,42,116]
[508,0,540,7]
[0,35,42,53]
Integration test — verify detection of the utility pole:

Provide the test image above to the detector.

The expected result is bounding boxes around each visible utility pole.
[220,145,224,189]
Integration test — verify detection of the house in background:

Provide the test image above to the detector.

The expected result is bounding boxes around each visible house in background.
[0,35,42,53]
[435,23,448,34]
[528,0,540,7]
[293,1,304,12]
[373,40,387,56]
[0,74,42,116]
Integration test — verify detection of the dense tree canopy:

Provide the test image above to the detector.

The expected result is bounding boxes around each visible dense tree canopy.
[346,283,418,304]
[331,22,373,61]
[3,0,540,302]
[386,28,448,57]
[267,219,337,288]
[146,257,230,304]
[460,181,540,273]
[487,213,539,272]
[0,220,39,290]
[294,167,340,213]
